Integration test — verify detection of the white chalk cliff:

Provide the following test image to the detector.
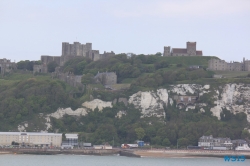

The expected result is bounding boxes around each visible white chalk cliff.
[42,83,250,131]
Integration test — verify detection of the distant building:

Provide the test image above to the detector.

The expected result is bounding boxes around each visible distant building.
[231,139,248,149]
[189,65,200,70]
[198,135,213,148]
[0,132,62,147]
[62,134,78,147]
[0,58,16,76]
[94,72,117,86]
[198,135,232,150]
[33,42,115,74]
[208,58,250,71]
[174,95,198,109]
[163,42,203,57]
[51,70,83,89]
[213,74,223,78]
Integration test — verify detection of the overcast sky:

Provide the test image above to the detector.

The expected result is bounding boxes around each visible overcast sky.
[1,0,250,62]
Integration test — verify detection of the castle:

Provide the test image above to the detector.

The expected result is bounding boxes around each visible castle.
[0,58,16,76]
[94,72,117,86]
[163,42,203,56]
[208,58,250,71]
[33,42,115,73]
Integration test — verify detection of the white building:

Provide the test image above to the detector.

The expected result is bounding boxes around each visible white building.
[63,134,78,146]
[0,132,62,147]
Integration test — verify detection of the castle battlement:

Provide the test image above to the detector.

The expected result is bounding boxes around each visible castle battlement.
[163,42,203,57]
[34,42,116,74]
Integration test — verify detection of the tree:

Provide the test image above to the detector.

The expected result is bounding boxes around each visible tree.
[94,124,117,144]
[177,64,182,67]
[241,129,250,139]
[155,52,162,56]
[81,73,94,84]
[47,61,58,72]
[151,136,161,145]
[135,127,145,140]
[178,138,189,148]
[162,138,171,146]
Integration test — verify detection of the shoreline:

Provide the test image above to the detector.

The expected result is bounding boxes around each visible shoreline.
[133,149,250,159]
[1,148,250,159]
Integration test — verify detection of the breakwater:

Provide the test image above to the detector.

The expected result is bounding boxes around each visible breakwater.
[0,148,120,156]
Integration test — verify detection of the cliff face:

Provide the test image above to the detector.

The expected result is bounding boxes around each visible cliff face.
[128,89,168,118]
[210,84,250,122]
[18,83,250,131]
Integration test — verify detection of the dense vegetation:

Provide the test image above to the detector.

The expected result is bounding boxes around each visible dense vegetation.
[61,54,215,88]
[17,60,41,71]
[1,55,250,148]
[0,73,80,131]
[49,101,250,148]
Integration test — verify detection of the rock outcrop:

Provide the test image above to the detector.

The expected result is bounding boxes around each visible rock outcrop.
[128,89,168,118]
[82,99,112,111]
[42,83,250,131]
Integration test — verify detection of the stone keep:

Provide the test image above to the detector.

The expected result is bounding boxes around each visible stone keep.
[163,46,171,56]
[34,41,116,74]
[62,42,92,58]
[163,41,203,56]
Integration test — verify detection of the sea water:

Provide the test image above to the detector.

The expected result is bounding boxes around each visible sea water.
[0,154,249,166]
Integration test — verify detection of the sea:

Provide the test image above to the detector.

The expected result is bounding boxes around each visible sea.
[0,154,249,166]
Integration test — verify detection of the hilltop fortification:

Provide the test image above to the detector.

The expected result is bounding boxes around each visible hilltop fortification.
[0,58,16,76]
[163,42,203,57]
[34,42,115,73]
[208,58,250,71]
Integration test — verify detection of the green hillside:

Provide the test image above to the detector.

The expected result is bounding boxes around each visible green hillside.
[0,55,250,148]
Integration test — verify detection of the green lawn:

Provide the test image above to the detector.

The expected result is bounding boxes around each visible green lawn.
[214,71,250,78]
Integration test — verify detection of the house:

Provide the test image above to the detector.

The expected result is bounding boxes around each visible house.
[198,135,233,150]
[174,95,198,109]
[62,134,78,147]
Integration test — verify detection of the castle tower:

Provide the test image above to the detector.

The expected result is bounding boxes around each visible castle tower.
[187,42,196,56]
[163,46,171,56]
[243,57,246,71]
[62,42,70,56]
[73,42,81,56]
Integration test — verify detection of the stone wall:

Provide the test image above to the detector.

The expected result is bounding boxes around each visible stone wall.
[0,58,16,76]
[208,58,250,71]
[51,71,84,89]
[163,46,171,56]
[187,42,197,55]
[94,72,117,86]
[33,64,47,73]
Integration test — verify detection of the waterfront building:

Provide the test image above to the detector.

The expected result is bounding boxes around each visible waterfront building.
[231,139,250,150]
[198,135,233,150]
[62,134,78,147]
[0,132,62,147]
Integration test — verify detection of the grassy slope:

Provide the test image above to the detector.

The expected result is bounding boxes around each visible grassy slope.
[214,71,250,78]
[161,56,218,67]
